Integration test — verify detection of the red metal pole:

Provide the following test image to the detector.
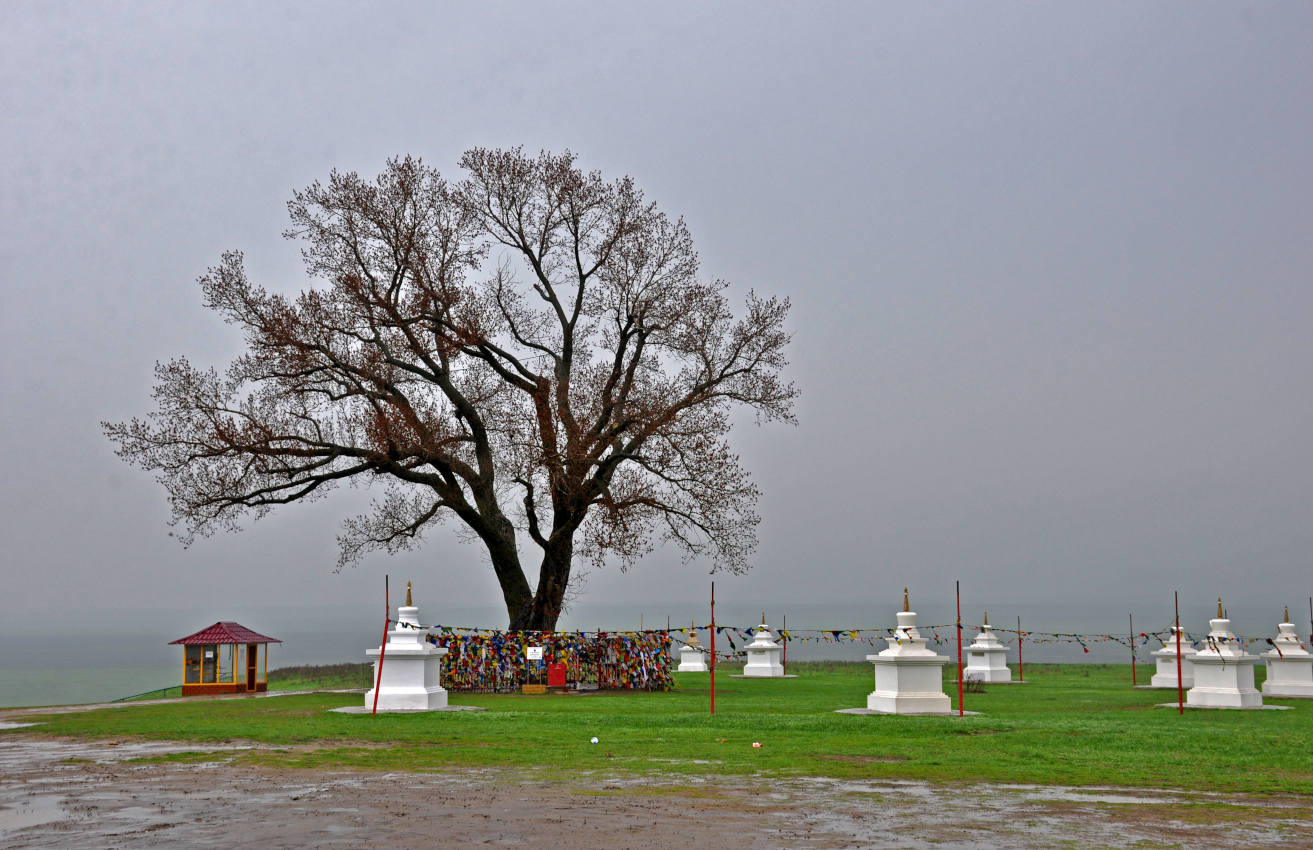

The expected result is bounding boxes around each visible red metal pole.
[709,581,716,716]
[956,581,964,717]
[1181,591,1192,719]
[1017,616,1023,682]
[782,613,787,674]
[371,575,389,717]
[1130,613,1137,686]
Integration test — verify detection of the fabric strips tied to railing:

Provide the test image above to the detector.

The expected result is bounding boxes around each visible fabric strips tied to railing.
[426,629,673,693]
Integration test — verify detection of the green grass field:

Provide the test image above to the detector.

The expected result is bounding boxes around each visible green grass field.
[267,662,375,691]
[8,662,1311,794]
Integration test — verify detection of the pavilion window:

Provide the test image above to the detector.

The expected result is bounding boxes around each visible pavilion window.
[223,644,235,682]
[201,644,219,683]
[185,645,203,683]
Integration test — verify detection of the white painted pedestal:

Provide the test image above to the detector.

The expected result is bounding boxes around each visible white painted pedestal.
[1186,615,1261,709]
[741,622,784,677]
[365,602,448,711]
[1150,627,1197,689]
[677,644,708,673]
[963,619,1011,683]
[865,610,951,714]
[1262,618,1313,698]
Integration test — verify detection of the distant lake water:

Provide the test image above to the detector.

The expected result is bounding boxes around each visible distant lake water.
[1,598,1288,708]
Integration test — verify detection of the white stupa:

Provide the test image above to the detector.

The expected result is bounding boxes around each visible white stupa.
[1185,599,1262,709]
[1150,626,1198,689]
[677,622,708,672]
[364,582,449,711]
[864,589,952,714]
[741,616,785,677]
[1262,607,1313,698]
[963,613,1012,683]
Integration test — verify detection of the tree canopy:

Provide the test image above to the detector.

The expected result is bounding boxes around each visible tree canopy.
[105,148,797,630]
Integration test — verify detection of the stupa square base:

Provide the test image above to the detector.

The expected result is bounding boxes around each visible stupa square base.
[962,669,1012,683]
[1187,654,1260,708]
[838,707,979,717]
[363,686,449,711]
[1262,657,1313,698]
[1148,675,1193,689]
[1262,682,1313,698]
[1184,687,1263,709]
[866,692,952,714]
[730,673,798,679]
[870,657,946,695]
[1156,702,1289,711]
[332,704,484,714]
[677,646,707,672]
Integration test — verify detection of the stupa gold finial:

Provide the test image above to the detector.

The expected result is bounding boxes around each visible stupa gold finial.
[984,611,989,626]
[1217,597,1224,618]
[1285,605,1290,623]
[406,581,413,607]
[903,588,910,612]
[687,621,700,647]
[761,612,766,626]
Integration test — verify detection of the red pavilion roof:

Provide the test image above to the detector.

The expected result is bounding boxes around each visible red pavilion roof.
[169,621,281,645]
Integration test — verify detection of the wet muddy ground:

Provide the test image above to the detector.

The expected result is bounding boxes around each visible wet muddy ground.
[2,729,1310,848]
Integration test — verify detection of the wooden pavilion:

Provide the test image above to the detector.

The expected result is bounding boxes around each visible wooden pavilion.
[169,622,281,696]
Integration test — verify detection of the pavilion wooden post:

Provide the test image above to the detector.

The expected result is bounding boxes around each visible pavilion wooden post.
[372,575,390,717]
[955,581,964,717]
[709,581,716,716]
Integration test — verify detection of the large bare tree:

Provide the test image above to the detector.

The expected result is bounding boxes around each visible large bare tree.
[105,148,796,630]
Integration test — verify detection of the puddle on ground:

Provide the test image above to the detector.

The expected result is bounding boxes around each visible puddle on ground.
[0,737,251,774]
[0,795,63,834]
[0,735,1309,848]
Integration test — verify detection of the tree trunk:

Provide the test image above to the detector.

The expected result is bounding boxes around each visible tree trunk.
[480,518,536,630]
[510,540,572,631]
[479,502,571,632]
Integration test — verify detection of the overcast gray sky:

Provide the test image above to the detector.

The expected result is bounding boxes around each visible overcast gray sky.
[2,1,1311,632]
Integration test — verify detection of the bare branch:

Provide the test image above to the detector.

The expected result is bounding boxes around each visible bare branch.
[105,148,796,631]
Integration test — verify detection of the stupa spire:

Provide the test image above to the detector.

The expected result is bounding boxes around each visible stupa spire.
[903,588,909,612]
[406,581,413,607]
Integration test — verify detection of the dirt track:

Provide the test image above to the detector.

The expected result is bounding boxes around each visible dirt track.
[2,732,1311,848]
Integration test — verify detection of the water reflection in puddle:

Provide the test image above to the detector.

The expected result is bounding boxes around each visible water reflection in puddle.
[0,795,63,833]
